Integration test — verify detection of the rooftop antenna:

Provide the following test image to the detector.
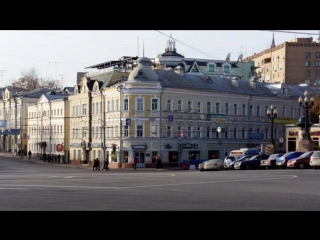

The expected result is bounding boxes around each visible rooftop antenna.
[137,36,139,56]
[0,70,5,88]
[143,41,145,57]
[59,74,64,89]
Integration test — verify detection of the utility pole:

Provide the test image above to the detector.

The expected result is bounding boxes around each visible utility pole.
[0,70,5,88]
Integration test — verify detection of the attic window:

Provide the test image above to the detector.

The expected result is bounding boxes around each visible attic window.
[138,70,144,77]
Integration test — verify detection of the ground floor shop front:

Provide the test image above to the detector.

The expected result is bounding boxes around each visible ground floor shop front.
[68,138,268,168]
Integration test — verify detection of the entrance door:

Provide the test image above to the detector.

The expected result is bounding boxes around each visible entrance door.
[134,152,145,168]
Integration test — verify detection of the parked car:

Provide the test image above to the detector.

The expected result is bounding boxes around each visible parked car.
[224,156,243,169]
[234,154,270,170]
[276,151,304,169]
[260,153,283,169]
[287,151,314,169]
[310,151,320,169]
[198,159,224,171]
[227,155,253,170]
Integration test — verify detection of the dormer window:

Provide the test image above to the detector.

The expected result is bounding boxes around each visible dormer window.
[224,65,230,73]
[208,64,215,72]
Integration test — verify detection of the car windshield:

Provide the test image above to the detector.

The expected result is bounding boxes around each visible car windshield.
[312,151,320,157]
[298,151,312,158]
[248,155,258,161]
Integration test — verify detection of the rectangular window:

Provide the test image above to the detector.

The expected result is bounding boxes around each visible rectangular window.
[316,52,320,58]
[316,79,320,85]
[305,52,310,58]
[167,126,171,137]
[137,98,143,111]
[152,99,158,111]
[137,125,143,137]
[305,70,310,76]
[197,127,201,138]
[216,103,220,114]
[92,102,95,115]
[206,127,210,138]
[178,100,182,111]
[188,127,192,138]
[316,62,320,67]
[151,125,157,137]
[82,104,87,115]
[316,70,320,76]
[206,102,211,113]
[167,99,171,111]
[234,104,237,115]
[187,101,192,112]
[95,102,98,114]
[116,99,119,111]
[305,79,310,85]
[111,100,114,112]
[124,99,128,111]
[305,61,310,67]
[256,105,260,116]
[225,103,229,115]
[197,101,201,113]
[249,105,253,116]
[290,107,294,118]
[107,101,110,112]
[242,104,246,116]
[124,126,129,137]
[282,106,286,117]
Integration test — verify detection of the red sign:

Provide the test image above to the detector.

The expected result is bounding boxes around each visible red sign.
[56,144,64,152]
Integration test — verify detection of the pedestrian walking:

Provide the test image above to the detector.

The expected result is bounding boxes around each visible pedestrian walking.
[93,158,100,171]
[28,150,32,159]
[102,159,110,171]
[132,157,137,170]
[57,154,61,163]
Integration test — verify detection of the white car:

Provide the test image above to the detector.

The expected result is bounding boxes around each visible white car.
[198,159,224,171]
[224,156,243,169]
[310,151,320,169]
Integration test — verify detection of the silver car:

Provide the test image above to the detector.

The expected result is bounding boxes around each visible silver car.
[310,151,320,169]
[199,159,224,171]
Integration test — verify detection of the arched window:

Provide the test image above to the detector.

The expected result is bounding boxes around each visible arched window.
[208,64,215,72]
[224,65,230,73]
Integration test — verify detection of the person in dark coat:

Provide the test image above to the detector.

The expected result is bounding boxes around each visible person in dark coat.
[28,150,32,159]
[132,158,137,170]
[102,159,110,171]
[93,158,100,171]
[57,154,61,163]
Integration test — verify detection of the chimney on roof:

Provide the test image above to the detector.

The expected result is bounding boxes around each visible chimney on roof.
[174,66,184,76]
[231,76,239,87]
[249,76,258,89]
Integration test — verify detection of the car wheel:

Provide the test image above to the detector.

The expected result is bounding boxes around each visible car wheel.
[246,165,250,170]
[297,163,305,169]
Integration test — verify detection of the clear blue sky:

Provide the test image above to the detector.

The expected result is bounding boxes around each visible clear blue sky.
[0,30,318,87]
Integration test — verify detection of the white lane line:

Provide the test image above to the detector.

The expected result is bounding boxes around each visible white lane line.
[0,175,297,190]
[0,188,28,190]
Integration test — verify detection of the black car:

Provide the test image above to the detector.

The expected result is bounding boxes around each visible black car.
[234,154,270,170]
[228,155,253,170]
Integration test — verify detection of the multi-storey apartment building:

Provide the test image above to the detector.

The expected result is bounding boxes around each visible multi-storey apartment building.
[0,87,54,154]
[68,59,131,166]
[27,92,70,162]
[243,35,320,86]
[153,37,255,79]
[67,56,320,168]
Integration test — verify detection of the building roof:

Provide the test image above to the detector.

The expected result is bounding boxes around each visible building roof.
[155,70,273,96]
[160,50,184,58]
[45,95,67,101]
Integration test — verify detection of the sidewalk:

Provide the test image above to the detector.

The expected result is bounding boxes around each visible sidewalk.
[0,151,182,171]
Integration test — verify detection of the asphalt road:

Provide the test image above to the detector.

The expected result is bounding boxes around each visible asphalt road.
[1,154,320,211]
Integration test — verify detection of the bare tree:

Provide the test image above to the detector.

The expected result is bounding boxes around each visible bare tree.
[9,67,62,91]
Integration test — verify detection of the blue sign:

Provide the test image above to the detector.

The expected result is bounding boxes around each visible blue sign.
[0,120,6,128]
[126,118,131,126]
[168,115,173,122]
[249,132,264,140]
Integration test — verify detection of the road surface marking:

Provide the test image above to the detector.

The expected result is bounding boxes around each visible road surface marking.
[0,174,297,190]
[0,188,28,190]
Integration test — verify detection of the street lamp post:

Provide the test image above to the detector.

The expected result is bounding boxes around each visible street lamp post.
[117,85,124,167]
[267,105,278,147]
[298,90,315,140]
